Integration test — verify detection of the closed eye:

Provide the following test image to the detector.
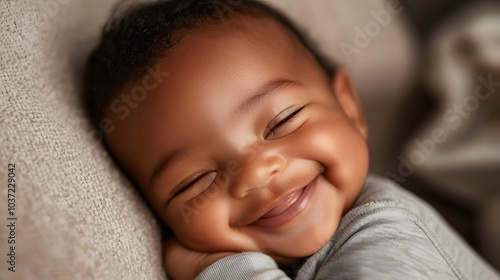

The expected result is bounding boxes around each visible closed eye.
[171,171,216,199]
[265,106,305,139]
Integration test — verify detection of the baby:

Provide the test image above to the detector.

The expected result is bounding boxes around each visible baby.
[83,1,500,279]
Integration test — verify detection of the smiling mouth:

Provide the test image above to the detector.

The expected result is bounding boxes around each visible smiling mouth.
[250,177,317,228]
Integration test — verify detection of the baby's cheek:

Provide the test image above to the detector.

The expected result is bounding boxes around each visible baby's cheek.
[172,198,234,252]
[305,119,368,201]
[332,123,369,207]
[302,121,344,171]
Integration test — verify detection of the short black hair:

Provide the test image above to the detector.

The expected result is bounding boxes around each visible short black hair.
[83,0,336,129]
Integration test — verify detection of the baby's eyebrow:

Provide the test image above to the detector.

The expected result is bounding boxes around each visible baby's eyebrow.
[236,79,303,116]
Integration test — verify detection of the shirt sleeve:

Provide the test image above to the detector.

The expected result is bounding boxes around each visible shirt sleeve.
[195,252,291,280]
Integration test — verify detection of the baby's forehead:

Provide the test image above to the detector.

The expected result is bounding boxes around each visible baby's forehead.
[143,16,316,110]
[154,16,317,107]
[180,13,315,70]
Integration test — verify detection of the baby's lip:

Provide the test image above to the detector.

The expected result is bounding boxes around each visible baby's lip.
[259,188,304,219]
[248,177,317,228]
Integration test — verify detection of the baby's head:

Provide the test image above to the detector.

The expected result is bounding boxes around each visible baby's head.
[84,0,369,266]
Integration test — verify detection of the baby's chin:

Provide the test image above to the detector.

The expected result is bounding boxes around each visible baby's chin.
[274,255,305,267]
[267,233,334,266]
[271,244,325,266]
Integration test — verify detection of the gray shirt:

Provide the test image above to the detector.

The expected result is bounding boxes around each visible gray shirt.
[196,174,500,279]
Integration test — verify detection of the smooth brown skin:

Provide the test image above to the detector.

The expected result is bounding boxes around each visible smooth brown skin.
[105,15,369,280]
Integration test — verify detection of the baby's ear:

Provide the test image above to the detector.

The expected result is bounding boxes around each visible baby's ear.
[331,70,368,139]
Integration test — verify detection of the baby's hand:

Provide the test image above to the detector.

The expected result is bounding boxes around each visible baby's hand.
[164,238,235,280]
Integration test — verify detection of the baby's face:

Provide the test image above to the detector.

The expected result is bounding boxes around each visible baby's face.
[105,16,368,265]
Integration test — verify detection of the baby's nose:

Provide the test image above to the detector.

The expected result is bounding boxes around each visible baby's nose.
[229,147,286,199]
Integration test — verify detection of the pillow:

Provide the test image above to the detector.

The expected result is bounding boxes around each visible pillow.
[0,1,166,279]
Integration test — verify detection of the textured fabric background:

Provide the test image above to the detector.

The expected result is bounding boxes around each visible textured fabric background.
[0,1,166,279]
[0,0,417,279]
